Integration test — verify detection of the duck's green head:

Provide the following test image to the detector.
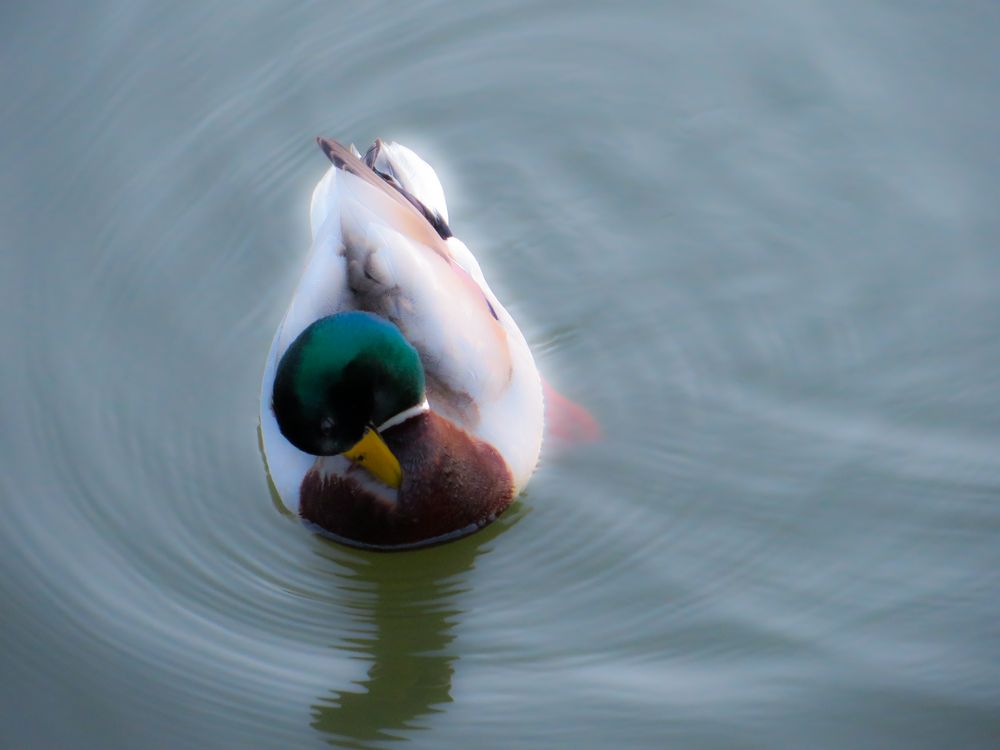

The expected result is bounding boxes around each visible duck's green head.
[272,312,425,461]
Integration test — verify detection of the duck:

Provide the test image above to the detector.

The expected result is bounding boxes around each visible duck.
[259,137,545,550]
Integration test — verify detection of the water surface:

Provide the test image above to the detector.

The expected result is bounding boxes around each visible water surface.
[2,2,999,748]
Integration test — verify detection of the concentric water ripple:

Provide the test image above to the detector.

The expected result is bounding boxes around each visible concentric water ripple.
[2,1,999,748]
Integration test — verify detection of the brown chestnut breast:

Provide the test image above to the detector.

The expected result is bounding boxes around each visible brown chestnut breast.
[299,412,514,549]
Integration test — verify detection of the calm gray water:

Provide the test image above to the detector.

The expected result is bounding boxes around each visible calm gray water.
[2,2,999,748]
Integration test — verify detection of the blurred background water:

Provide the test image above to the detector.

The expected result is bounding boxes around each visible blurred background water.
[2,1,999,748]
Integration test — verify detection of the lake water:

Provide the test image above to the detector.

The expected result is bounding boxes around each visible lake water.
[2,2,999,748]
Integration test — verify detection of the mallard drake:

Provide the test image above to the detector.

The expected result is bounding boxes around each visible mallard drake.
[260,138,545,549]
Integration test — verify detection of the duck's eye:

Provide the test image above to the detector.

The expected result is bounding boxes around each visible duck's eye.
[320,417,335,436]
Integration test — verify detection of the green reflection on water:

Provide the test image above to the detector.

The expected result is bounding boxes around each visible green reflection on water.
[310,504,526,748]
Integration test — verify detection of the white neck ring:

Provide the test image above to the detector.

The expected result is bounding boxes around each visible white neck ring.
[377,399,429,432]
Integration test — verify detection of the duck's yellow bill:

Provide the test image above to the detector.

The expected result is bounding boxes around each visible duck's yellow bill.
[343,428,402,489]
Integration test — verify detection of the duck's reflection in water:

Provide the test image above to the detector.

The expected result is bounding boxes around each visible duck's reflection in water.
[311,511,520,748]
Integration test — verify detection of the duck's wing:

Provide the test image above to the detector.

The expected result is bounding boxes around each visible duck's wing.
[318,138,514,412]
[317,139,448,251]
